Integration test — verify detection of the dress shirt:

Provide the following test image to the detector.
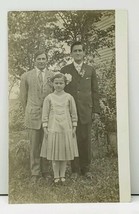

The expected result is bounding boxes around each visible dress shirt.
[73,61,83,74]
[35,66,46,82]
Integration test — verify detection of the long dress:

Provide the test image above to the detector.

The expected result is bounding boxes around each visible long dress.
[40,92,79,160]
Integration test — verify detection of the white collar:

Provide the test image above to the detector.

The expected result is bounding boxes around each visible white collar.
[73,61,83,68]
[35,66,46,76]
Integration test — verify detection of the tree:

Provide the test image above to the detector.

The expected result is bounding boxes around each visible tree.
[8,11,116,131]
[8,11,58,77]
[8,10,115,79]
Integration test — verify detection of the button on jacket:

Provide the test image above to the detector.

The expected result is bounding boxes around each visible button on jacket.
[20,68,54,129]
[61,63,100,124]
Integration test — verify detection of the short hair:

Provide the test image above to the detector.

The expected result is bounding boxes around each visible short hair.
[51,73,67,84]
[34,49,47,61]
[70,41,85,53]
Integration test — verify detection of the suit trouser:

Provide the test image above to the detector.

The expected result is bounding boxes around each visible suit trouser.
[28,127,47,176]
[71,122,92,174]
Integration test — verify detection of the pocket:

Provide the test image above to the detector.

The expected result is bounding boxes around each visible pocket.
[30,108,41,120]
[86,77,91,80]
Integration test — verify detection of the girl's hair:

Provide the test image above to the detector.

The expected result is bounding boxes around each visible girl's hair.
[51,73,67,84]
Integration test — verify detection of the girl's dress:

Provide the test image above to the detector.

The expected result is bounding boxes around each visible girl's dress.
[40,92,79,160]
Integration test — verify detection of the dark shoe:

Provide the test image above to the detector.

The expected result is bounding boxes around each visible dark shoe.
[71,172,78,181]
[84,172,93,180]
[42,172,47,179]
[80,169,86,176]
[80,167,89,176]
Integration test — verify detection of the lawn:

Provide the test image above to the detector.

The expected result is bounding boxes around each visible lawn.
[9,131,119,204]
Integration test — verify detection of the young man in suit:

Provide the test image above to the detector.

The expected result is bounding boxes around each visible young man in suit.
[61,41,100,179]
[20,50,53,183]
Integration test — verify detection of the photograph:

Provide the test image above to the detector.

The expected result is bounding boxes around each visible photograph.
[8,10,120,203]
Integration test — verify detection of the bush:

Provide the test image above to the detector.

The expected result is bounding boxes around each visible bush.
[9,98,25,132]
[90,57,117,158]
[97,56,117,134]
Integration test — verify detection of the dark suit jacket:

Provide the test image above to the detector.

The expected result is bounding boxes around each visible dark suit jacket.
[61,63,100,124]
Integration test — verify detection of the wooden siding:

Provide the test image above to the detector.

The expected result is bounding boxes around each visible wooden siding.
[94,13,115,64]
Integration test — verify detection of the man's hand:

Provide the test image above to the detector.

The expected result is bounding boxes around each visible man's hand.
[43,127,48,138]
[72,127,76,137]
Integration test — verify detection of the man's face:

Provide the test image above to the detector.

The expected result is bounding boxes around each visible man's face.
[35,53,47,70]
[71,45,85,64]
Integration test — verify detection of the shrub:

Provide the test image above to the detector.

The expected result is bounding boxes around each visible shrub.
[97,56,117,134]
[9,98,25,132]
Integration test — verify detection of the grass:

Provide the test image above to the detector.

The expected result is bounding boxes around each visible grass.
[9,131,119,204]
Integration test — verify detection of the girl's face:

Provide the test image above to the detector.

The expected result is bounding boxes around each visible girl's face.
[53,77,65,92]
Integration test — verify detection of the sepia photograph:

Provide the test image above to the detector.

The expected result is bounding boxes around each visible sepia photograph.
[8,10,120,203]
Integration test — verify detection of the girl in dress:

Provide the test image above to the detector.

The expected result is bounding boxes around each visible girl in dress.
[40,72,78,183]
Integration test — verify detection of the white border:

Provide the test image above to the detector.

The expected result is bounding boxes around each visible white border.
[0,196,139,214]
[116,10,131,202]
[0,0,135,202]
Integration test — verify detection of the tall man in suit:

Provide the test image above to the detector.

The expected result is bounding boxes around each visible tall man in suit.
[20,50,53,182]
[61,41,100,179]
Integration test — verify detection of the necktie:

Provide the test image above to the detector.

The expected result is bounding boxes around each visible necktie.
[76,65,84,77]
[76,65,81,73]
[38,71,43,92]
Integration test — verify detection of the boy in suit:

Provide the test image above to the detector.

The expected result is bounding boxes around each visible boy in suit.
[61,41,100,179]
[20,50,53,183]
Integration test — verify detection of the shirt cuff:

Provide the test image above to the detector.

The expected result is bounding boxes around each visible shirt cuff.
[72,122,77,127]
[43,122,48,128]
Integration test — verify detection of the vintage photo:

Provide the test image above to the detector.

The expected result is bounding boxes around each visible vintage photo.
[9,10,121,203]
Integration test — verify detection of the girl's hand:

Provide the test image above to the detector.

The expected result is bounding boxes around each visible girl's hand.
[72,127,76,137]
[43,127,48,138]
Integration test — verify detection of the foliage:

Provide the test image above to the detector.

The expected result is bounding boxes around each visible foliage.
[97,56,117,133]
[9,131,119,203]
[55,11,115,56]
[8,11,119,203]
[8,11,58,76]
[9,98,25,131]
[8,10,115,85]
[8,10,117,154]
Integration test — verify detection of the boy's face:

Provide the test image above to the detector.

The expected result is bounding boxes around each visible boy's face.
[71,45,85,64]
[35,53,47,70]
[53,78,65,92]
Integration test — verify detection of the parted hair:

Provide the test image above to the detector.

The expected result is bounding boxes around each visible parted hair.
[70,41,85,52]
[34,49,47,61]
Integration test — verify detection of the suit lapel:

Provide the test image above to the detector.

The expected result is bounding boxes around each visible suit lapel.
[81,64,89,79]
[80,63,87,78]
[31,69,43,98]
[31,69,40,89]
[33,68,52,91]
[71,63,88,81]
[33,68,51,89]
[70,63,81,81]
[43,69,49,87]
